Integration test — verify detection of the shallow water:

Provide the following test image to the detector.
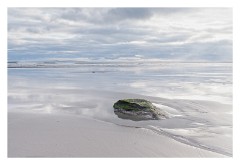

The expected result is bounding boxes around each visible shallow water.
[8,62,232,156]
[8,62,232,103]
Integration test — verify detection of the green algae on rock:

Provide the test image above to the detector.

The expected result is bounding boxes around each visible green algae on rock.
[113,99,168,121]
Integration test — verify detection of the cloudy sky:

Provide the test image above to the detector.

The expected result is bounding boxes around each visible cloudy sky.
[8,8,232,62]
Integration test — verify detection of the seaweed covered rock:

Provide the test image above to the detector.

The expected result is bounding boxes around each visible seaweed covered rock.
[113,99,168,121]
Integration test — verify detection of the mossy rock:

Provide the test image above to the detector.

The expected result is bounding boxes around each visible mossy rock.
[113,99,168,121]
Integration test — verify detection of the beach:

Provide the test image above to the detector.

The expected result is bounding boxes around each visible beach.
[8,111,228,157]
[8,62,232,157]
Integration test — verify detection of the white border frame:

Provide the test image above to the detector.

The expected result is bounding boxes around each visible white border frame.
[1,0,239,164]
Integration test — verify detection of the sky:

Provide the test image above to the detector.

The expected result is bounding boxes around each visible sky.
[8,8,232,62]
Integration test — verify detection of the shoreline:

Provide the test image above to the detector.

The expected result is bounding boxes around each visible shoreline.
[8,88,232,157]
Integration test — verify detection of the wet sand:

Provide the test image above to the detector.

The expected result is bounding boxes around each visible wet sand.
[8,111,226,157]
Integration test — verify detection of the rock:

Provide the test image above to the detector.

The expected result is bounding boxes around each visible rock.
[113,99,168,121]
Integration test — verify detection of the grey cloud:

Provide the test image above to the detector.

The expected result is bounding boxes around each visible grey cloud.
[8,8,232,62]
[58,8,196,25]
[60,8,152,22]
[108,8,153,20]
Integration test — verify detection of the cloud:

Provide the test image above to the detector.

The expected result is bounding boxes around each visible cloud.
[8,8,232,61]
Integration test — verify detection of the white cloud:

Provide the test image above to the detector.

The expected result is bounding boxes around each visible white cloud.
[8,8,232,62]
